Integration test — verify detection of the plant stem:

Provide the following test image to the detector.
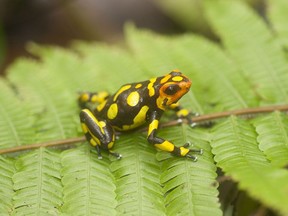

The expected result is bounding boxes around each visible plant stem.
[0,137,85,154]
[1,104,287,154]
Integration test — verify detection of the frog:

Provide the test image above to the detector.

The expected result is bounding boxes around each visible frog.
[78,69,203,161]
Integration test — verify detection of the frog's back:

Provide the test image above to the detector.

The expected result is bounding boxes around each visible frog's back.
[95,80,156,131]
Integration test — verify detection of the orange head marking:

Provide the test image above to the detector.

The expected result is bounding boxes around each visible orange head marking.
[158,71,191,107]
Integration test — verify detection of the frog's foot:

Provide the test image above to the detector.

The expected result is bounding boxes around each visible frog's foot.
[109,151,122,160]
[191,112,200,117]
[182,142,203,161]
[177,116,198,128]
[95,145,103,159]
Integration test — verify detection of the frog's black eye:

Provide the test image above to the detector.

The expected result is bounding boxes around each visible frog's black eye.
[164,84,181,95]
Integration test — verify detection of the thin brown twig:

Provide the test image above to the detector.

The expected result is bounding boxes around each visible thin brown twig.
[162,104,288,128]
[0,137,86,155]
[0,104,287,155]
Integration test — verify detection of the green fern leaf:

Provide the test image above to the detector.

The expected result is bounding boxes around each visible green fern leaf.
[7,59,79,142]
[126,25,258,113]
[253,111,288,167]
[0,79,35,148]
[268,0,288,48]
[61,145,117,215]
[72,43,146,90]
[159,126,221,216]
[211,116,288,215]
[1,1,288,214]
[12,148,62,215]
[110,133,165,215]
[0,156,15,215]
[154,0,209,33]
[172,35,258,110]
[205,0,288,104]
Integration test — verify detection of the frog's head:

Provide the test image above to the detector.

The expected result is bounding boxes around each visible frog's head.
[157,70,191,109]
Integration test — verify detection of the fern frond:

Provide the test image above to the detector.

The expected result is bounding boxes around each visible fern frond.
[0,156,15,214]
[268,0,288,48]
[72,43,146,90]
[2,3,288,214]
[61,145,117,215]
[0,79,35,148]
[110,133,165,215]
[12,148,62,215]
[253,111,288,167]
[205,0,288,104]
[126,25,259,113]
[211,116,288,215]
[172,36,258,110]
[158,125,221,216]
[7,59,79,142]
[26,43,146,93]
[154,0,209,33]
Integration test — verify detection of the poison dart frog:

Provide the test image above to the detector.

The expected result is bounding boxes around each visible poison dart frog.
[78,70,203,161]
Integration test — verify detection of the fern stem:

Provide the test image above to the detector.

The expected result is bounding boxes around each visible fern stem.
[0,104,287,155]
[0,137,85,154]
[166,104,288,126]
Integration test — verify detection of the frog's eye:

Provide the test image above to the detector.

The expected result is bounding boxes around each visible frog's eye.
[164,84,181,95]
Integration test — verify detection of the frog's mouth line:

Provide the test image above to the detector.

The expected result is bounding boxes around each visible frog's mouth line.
[163,98,168,106]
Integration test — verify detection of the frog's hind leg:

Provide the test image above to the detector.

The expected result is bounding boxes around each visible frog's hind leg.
[80,109,121,159]
[78,91,110,109]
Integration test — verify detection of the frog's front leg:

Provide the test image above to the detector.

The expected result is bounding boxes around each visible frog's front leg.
[80,109,121,159]
[147,111,202,161]
[169,103,199,127]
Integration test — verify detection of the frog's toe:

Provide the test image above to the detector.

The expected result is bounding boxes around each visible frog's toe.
[110,151,122,159]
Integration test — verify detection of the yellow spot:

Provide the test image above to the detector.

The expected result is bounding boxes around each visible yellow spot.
[172,76,183,82]
[91,91,109,103]
[96,100,107,112]
[180,147,190,156]
[160,75,171,84]
[90,139,97,146]
[134,105,149,125]
[169,102,179,109]
[107,141,114,149]
[79,93,89,102]
[177,109,189,117]
[148,119,159,136]
[122,125,131,130]
[121,105,149,130]
[113,85,131,101]
[127,91,140,107]
[135,83,142,88]
[98,121,106,128]
[156,97,165,110]
[91,95,98,102]
[90,136,100,146]
[81,123,88,133]
[155,140,175,152]
[107,103,118,120]
[148,78,156,97]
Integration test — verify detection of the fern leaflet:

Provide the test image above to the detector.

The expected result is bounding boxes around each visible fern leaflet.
[253,111,288,167]
[61,145,117,215]
[211,116,288,215]
[12,148,62,215]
